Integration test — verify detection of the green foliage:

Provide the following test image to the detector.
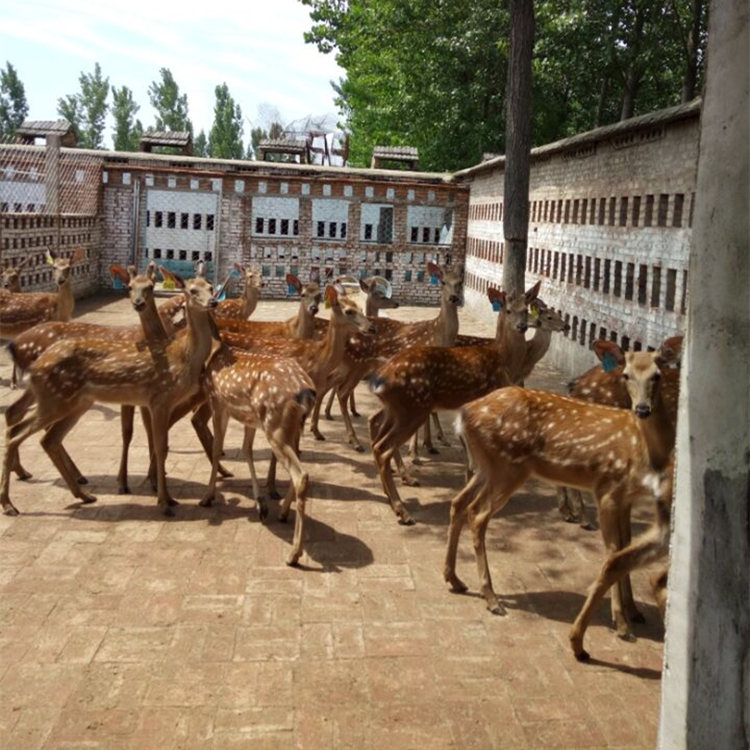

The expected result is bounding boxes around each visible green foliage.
[111,85,142,151]
[208,83,244,159]
[300,0,707,171]
[56,63,110,149]
[148,68,193,136]
[194,130,209,157]
[0,62,29,139]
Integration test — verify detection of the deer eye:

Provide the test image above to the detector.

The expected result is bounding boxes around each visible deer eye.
[652,372,661,382]
[622,373,630,381]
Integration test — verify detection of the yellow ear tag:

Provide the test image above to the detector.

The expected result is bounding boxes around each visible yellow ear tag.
[530,306,540,319]
[324,298,332,309]
[46,254,55,266]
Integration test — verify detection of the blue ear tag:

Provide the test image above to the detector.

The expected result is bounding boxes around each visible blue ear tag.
[602,351,618,372]
[230,268,241,277]
[429,274,439,286]
[287,283,297,295]
[491,299,501,312]
[216,284,227,302]
[112,276,125,291]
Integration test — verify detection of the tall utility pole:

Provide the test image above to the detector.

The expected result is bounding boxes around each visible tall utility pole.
[502,0,534,298]
[658,0,749,746]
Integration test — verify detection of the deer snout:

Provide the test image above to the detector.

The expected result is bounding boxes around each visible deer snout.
[634,403,652,419]
[133,299,146,311]
[516,322,528,333]
[367,323,377,333]
[449,295,460,304]
[310,305,319,316]
[208,298,218,309]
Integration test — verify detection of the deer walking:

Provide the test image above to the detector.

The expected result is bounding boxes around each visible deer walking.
[367,283,538,523]
[443,345,677,642]
[1,271,219,516]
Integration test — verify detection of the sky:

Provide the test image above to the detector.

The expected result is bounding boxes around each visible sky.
[0,0,345,147]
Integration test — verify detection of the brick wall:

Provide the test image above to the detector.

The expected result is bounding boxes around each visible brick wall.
[457,99,699,375]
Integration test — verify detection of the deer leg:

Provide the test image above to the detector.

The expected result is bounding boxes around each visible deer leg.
[190,402,233,479]
[392,447,419,487]
[40,407,98,504]
[149,406,177,515]
[2,406,47,515]
[323,385,336,420]
[569,522,670,661]
[349,391,359,417]
[117,405,135,494]
[242,427,267,521]
[201,404,229,508]
[432,411,450,446]
[5,389,36,480]
[309,390,326,441]
[444,473,483,593]
[266,452,281,500]
[596,492,633,639]
[617,504,644,623]
[408,429,422,464]
[337,383,364,452]
[470,468,527,615]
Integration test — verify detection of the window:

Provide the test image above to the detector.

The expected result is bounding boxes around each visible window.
[268,218,276,235]
[603,259,611,294]
[317,221,325,238]
[206,214,215,231]
[411,227,419,242]
[181,212,189,229]
[673,194,684,227]
[657,194,669,226]
[651,266,662,308]
[193,214,202,230]
[665,269,677,311]
[167,211,176,229]
[404,269,412,282]
[614,260,623,297]
[281,219,289,235]
[155,211,163,228]
[632,196,641,226]
[256,217,264,234]
[364,224,373,240]
[625,262,635,300]
[619,197,628,227]
[645,195,654,226]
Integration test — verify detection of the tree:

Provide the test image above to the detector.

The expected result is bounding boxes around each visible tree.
[208,83,244,159]
[148,68,193,136]
[194,130,208,157]
[57,63,110,149]
[111,85,143,151]
[502,0,534,298]
[0,62,29,139]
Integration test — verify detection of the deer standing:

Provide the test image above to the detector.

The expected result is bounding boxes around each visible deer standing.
[317,262,463,453]
[569,461,673,660]
[0,256,29,293]
[443,345,677,641]
[199,344,317,565]
[367,283,538,524]
[215,263,263,320]
[1,271,219,517]
[557,335,682,529]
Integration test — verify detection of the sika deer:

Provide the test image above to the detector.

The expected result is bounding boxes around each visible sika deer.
[215,274,324,340]
[367,283,538,524]
[0,272,219,516]
[0,247,84,340]
[569,461,674,661]
[200,346,317,565]
[215,263,263,320]
[444,346,677,641]
[557,335,682,529]
[0,256,29,293]
[318,262,463,452]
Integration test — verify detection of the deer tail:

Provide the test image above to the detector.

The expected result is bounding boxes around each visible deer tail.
[295,388,317,416]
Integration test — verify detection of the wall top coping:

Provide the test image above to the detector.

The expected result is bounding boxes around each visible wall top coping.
[453,98,702,180]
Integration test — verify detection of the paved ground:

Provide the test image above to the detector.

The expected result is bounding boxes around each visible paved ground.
[0,292,665,749]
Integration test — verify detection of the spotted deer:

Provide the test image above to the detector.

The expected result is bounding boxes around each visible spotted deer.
[0,271,219,516]
[197,284,374,497]
[0,256,29,293]
[0,247,85,341]
[443,345,677,642]
[317,262,463,453]
[557,335,682,529]
[216,274,325,340]
[215,263,264,320]
[569,461,673,661]
[367,283,538,524]
[199,345,317,565]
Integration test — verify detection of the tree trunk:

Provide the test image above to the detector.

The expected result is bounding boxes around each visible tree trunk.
[681,0,704,101]
[502,0,535,298]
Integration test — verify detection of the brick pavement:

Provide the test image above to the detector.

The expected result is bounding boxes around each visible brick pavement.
[0,293,665,749]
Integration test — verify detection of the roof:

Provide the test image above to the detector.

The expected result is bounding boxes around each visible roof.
[258,139,307,152]
[455,98,702,178]
[139,131,192,147]
[15,120,76,146]
[372,146,419,160]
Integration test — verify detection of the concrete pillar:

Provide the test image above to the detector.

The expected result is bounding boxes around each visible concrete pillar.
[44,134,61,215]
[658,0,749,747]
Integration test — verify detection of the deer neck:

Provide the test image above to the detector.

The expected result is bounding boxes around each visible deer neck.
[319,308,349,372]
[183,303,217,376]
[435,299,459,346]
[138,297,171,343]
[637,391,676,471]
[243,287,259,318]
[288,305,315,339]
[493,314,528,380]
[524,326,552,370]
[56,278,75,322]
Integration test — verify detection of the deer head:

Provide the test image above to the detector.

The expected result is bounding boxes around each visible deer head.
[47,247,84,288]
[428,262,463,306]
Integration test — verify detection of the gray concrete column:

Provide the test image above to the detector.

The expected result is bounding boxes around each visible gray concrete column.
[658,0,749,747]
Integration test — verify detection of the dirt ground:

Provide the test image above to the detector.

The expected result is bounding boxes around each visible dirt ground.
[0,292,664,749]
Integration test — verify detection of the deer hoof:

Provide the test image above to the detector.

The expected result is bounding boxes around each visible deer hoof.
[446,576,468,594]
[427,446,440,455]
[350,409,360,418]
[353,444,365,453]
[581,521,599,531]
[397,514,416,526]
[487,600,507,616]
[313,432,326,442]
[199,496,214,508]
[285,553,301,567]
[574,647,591,662]
[257,501,268,522]
[218,464,234,479]
[80,494,98,505]
[2,503,19,516]
[15,469,32,481]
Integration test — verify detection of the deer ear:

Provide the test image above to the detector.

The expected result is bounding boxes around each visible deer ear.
[171,272,186,290]
[234,262,246,275]
[324,284,338,307]
[71,247,85,264]
[109,265,130,286]
[146,260,158,280]
[593,340,625,371]
[524,280,542,304]
[426,262,442,280]
[46,249,56,265]
[285,273,302,294]
[658,336,683,367]
[359,278,370,294]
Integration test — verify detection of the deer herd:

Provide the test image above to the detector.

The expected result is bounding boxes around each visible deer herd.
[0,249,681,663]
